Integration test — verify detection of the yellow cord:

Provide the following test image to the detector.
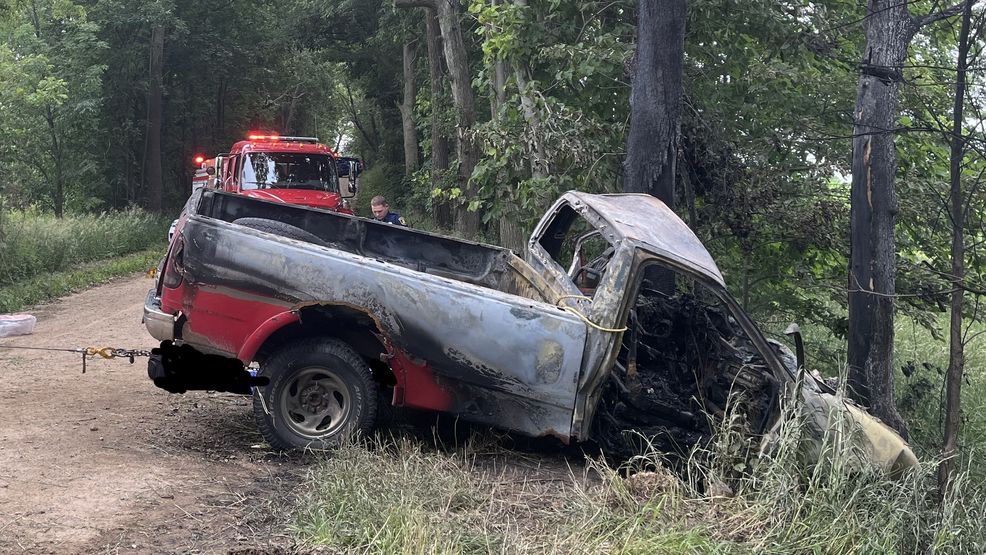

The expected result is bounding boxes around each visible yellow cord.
[555,295,627,332]
[556,294,593,303]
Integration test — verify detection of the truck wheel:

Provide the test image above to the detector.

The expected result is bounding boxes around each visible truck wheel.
[232,217,327,247]
[254,338,377,451]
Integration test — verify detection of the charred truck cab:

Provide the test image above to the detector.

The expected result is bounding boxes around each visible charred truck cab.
[144,189,916,473]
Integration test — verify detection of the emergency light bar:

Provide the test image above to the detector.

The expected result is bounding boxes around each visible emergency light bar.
[246,134,319,144]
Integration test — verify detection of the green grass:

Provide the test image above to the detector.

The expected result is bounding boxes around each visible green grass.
[0,207,169,287]
[292,412,986,555]
[0,245,164,312]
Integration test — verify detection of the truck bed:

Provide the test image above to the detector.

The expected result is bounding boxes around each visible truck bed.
[199,191,561,304]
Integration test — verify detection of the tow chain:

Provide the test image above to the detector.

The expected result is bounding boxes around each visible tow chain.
[0,344,152,373]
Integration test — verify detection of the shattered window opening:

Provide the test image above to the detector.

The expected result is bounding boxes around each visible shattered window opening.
[537,204,616,297]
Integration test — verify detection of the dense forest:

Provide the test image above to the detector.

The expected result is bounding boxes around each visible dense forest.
[2,0,985,483]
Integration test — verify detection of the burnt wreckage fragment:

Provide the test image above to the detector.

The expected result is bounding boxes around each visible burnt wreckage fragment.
[594,282,777,460]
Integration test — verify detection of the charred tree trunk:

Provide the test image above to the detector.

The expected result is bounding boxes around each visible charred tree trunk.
[940,0,973,495]
[144,25,165,212]
[624,0,685,294]
[622,0,685,207]
[425,7,453,229]
[397,0,480,236]
[398,42,420,175]
[846,2,916,438]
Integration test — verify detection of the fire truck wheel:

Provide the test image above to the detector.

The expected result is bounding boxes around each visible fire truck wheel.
[232,218,327,247]
[254,338,377,451]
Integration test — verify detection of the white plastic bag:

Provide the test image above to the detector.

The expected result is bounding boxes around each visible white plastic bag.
[0,314,37,338]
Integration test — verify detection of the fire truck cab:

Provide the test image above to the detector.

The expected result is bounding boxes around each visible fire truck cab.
[210,134,357,213]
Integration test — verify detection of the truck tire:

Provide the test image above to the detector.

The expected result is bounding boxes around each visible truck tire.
[232,217,327,247]
[253,338,377,451]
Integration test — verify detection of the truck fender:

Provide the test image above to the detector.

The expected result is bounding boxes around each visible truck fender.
[237,311,301,364]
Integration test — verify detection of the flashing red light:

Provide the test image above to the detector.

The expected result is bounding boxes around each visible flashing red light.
[193,155,205,165]
[247,133,280,141]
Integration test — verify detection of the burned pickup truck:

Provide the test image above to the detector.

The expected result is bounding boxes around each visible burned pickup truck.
[143,189,915,471]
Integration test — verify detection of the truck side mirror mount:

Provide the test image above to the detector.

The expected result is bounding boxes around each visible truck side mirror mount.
[783,322,806,379]
[348,160,359,194]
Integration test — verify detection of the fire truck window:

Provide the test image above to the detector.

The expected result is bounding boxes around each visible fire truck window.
[240,153,339,192]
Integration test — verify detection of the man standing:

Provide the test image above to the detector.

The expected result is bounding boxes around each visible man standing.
[369,195,407,226]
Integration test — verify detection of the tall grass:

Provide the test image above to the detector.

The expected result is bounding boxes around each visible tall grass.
[0,207,169,287]
[787,314,986,482]
[293,402,986,554]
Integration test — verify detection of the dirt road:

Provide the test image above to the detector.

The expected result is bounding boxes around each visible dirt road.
[0,275,303,554]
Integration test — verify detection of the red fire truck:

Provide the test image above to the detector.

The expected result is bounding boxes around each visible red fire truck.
[207,133,358,213]
[173,134,361,240]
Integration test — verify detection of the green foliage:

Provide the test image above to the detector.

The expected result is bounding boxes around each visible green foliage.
[0,207,169,287]
[0,0,107,214]
[0,246,164,313]
[351,162,405,219]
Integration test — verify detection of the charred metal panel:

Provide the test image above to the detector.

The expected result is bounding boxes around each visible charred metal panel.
[200,191,550,297]
[529,192,725,287]
[178,214,588,438]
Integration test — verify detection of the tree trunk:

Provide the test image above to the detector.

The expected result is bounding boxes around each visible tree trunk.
[512,0,547,179]
[496,0,544,253]
[846,1,914,438]
[397,0,480,236]
[144,25,165,212]
[622,0,685,207]
[436,0,480,236]
[282,83,302,134]
[425,7,453,228]
[345,79,380,154]
[43,106,65,218]
[215,79,227,144]
[489,0,507,119]
[398,42,420,175]
[940,0,973,495]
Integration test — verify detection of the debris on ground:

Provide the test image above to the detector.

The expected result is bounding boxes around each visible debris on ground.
[0,313,36,337]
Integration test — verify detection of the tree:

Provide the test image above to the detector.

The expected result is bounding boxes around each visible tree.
[424,6,452,228]
[398,41,419,175]
[847,1,964,437]
[144,25,164,212]
[940,0,975,494]
[396,0,481,235]
[0,0,106,216]
[622,0,685,206]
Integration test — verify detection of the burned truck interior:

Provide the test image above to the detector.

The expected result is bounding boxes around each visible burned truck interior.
[593,268,780,459]
[534,200,781,459]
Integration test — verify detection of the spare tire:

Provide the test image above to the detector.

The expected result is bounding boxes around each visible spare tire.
[232,217,327,247]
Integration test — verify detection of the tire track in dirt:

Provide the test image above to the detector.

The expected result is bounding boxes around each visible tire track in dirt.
[0,275,303,554]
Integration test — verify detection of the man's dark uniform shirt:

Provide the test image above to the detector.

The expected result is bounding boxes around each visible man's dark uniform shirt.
[381,211,407,226]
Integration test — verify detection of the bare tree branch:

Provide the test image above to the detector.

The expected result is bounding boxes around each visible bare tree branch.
[394,0,435,8]
[914,2,970,28]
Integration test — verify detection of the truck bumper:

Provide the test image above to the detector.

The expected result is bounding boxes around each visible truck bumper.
[143,289,175,342]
